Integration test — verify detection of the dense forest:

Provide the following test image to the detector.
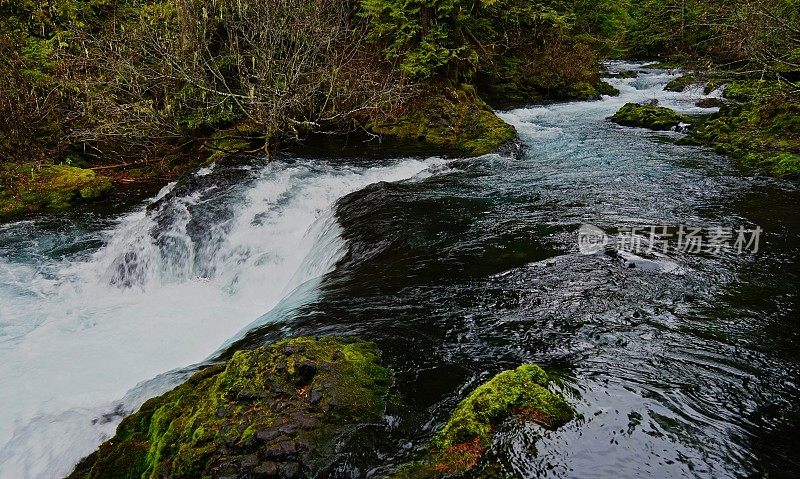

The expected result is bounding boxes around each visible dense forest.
[0,0,799,214]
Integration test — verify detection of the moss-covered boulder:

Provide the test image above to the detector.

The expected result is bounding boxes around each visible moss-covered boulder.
[664,74,718,95]
[614,70,639,79]
[664,75,699,92]
[390,364,573,478]
[365,85,517,157]
[594,80,621,97]
[0,163,112,217]
[66,337,391,479]
[610,102,689,131]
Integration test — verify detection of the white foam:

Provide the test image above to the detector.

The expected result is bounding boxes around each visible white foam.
[0,157,446,479]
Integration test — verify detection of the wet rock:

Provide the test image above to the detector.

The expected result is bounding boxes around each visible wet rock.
[610,103,690,131]
[264,439,296,459]
[65,337,391,479]
[280,462,300,478]
[255,428,281,442]
[240,454,258,469]
[294,360,317,386]
[388,365,573,478]
[253,461,279,477]
[696,97,724,108]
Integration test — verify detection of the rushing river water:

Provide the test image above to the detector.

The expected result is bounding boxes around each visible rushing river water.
[1,62,798,478]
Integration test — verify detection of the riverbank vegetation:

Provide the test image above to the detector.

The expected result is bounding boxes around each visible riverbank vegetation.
[1,0,798,203]
[0,0,624,215]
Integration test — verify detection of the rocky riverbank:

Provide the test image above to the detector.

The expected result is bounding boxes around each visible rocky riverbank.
[609,75,800,178]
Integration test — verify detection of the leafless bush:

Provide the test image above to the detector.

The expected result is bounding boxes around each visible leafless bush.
[69,0,414,158]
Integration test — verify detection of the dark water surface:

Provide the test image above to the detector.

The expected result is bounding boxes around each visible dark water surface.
[0,63,797,478]
[241,64,800,477]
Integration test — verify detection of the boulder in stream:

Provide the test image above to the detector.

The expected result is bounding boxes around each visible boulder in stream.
[610,102,690,131]
[389,364,573,478]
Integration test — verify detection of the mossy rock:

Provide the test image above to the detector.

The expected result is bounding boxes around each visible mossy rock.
[595,80,621,97]
[696,98,725,109]
[66,337,391,479]
[616,70,639,79]
[0,163,112,217]
[610,103,689,131]
[390,364,573,478]
[366,84,517,157]
[664,75,699,92]
[567,80,620,99]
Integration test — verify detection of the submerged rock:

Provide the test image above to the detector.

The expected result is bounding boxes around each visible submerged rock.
[389,364,573,478]
[610,102,690,131]
[66,337,391,479]
[365,84,517,157]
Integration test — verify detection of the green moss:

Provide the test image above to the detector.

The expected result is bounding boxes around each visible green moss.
[610,103,689,131]
[664,75,699,92]
[366,85,516,157]
[0,163,112,217]
[433,365,570,450]
[390,364,573,478]
[595,80,621,97]
[722,80,782,102]
[565,80,620,99]
[617,70,639,79]
[66,337,391,479]
[687,82,800,178]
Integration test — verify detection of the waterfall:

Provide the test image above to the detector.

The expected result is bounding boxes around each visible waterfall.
[0,156,446,479]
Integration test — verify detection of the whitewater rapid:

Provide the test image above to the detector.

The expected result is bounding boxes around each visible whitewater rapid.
[0,157,447,478]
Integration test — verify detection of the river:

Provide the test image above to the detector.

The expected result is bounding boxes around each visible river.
[0,62,797,478]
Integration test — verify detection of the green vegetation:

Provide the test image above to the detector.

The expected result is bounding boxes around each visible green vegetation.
[0,163,111,216]
[1,0,799,218]
[611,103,689,131]
[366,85,517,156]
[609,77,800,177]
[390,364,573,478]
[66,337,391,479]
[0,0,645,216]
[686,81,800,177]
